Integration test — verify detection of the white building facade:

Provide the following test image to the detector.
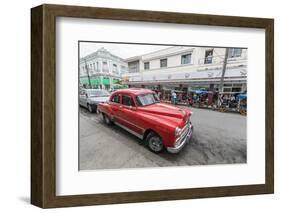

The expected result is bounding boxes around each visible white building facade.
[123,46,247,94]
[80,47,128,90]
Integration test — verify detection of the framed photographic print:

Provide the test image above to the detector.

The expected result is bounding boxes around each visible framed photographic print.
[31,4,274,208]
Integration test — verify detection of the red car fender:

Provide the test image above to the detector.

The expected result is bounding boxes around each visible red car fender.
[98,102,113,117]
[137,112,178,148]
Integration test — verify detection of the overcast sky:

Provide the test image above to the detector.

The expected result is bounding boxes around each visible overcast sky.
[79,42,173,59]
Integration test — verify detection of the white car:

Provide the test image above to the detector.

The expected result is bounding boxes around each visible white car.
[79,89,110,113]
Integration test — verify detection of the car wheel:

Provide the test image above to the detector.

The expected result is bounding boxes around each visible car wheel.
[146,132,164,153]
[87,104,93,113]
[102,113,112,125]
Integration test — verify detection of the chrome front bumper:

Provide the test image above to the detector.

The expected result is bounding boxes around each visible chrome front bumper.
[167,122,193,154]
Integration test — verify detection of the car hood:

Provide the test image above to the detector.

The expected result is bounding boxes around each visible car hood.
[138,102,190,120]
[89,96,109,103]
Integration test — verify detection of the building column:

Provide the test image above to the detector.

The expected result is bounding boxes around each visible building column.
[109,60,112,74]
[110,77,113,89]
[100,76,104,89]
[99,59,103,73]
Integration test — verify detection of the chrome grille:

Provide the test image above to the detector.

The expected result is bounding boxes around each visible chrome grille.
[175,122,191,147]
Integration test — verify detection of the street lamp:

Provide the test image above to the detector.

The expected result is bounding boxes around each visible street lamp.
[219,47,229,93]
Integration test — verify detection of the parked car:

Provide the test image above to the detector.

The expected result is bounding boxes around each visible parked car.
[98,88,193,153]
[79,89,110,113]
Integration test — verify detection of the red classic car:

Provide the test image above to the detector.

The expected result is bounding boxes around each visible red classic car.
[98,88,193,153]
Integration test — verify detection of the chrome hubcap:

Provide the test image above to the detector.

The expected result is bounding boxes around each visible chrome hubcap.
[149,136,163,152]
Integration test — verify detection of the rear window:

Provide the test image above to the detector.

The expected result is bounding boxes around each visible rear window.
[88,90,110,97]
[111,94,120,103]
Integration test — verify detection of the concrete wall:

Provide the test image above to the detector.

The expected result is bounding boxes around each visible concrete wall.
[123,46,248,86]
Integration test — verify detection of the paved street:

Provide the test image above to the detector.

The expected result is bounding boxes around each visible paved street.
[79,106,246,170]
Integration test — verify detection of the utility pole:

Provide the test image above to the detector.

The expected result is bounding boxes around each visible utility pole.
[84,59,92,88]
[219,48,229,93]
[217,48,229,108]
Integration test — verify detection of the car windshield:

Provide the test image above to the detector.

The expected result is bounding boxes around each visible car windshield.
[88,90,110,97]
[136,93,160,106]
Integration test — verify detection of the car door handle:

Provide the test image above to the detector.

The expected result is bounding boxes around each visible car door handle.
[119,105,123,108]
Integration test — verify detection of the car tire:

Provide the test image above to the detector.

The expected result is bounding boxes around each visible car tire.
[145,132,164,153]
[102,113,113,125]
[87,104,93,113]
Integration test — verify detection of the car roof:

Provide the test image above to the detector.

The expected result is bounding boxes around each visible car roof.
[113,88,155,96]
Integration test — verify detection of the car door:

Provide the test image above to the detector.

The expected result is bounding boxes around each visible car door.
[118,95,143,137]
[79,90,87,107]
[109,93,122,122]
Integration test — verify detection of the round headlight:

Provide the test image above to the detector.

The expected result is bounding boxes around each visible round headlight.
[175,127,182,137]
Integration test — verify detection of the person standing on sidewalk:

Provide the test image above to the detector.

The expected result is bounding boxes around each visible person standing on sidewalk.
[171,91,177,104]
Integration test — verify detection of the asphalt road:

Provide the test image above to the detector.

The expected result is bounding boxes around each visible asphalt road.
[79,106,246,170]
